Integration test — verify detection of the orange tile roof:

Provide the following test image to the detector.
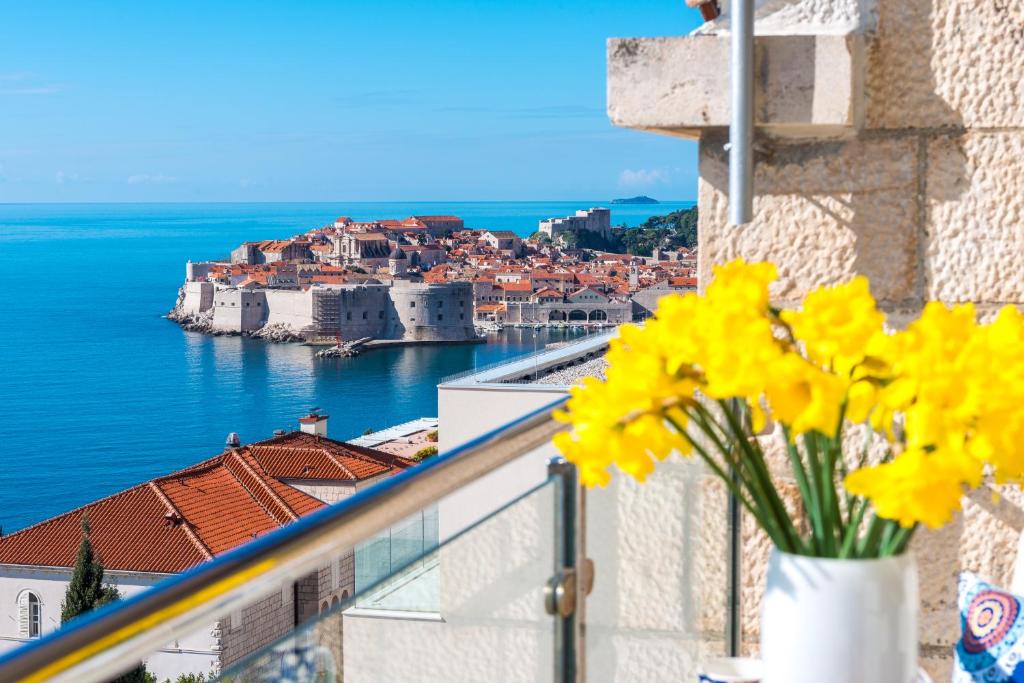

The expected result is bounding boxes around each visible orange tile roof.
[0,431,412,574]
[498,281,533,292]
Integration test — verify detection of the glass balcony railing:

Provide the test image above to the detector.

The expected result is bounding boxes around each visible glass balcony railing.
[0,398,730,683]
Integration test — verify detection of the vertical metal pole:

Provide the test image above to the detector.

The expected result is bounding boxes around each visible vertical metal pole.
[729,0,755,225]
[727,475,742,657]
[726,399,745,657]
[548,457,580,682]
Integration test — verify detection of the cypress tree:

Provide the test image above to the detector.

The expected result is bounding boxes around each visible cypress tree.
[61,515,105,623]
[62,515,150,683]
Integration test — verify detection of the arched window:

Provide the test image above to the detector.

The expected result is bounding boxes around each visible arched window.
[18,591,41,638]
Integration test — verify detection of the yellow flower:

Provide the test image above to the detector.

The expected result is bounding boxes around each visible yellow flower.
[781,276,885,376]
[845,448,974,529]
[764,353,847,436]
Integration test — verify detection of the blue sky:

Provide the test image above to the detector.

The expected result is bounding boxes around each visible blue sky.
[0,1,702,202]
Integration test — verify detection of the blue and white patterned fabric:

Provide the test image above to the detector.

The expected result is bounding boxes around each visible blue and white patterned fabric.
[954,572,1024,682]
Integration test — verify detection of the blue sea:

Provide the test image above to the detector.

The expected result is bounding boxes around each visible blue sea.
[0,201,693,532]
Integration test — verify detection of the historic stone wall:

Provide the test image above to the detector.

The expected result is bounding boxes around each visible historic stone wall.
[263,288,315,333]
[386,281,476,342]
[180,281,214,316]
[693,1,1024,678]
[211,288,267,334]
[189,281,477,344]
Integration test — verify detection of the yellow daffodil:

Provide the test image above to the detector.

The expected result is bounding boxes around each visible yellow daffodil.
[553,258,1024,540]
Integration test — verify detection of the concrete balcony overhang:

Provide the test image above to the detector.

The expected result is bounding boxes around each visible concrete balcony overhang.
[607,33,864,140]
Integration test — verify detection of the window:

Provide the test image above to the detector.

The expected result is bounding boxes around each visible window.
[438,300,443,308]
[460,313,464,320]
[346,312,352,321]
[18,591,41,638]
[362,311,368,320]
[378,311,384,319]
[410,301,415,308]
[437,314,443,321]
[460,300,465,307]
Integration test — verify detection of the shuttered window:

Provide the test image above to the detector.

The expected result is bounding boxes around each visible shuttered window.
[18,591,41,638]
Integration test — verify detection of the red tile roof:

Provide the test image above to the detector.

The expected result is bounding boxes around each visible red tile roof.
[0,431,413,574]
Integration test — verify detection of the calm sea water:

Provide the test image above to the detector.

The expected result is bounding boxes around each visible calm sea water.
[0,201,693,531]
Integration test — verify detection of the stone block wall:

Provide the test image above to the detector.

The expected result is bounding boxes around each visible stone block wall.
[694,1,1024,678]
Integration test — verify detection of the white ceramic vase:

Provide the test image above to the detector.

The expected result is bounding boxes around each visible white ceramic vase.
[760,549,919,683]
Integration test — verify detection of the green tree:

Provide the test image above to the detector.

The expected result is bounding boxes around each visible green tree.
[63,516,149,683]
[412,446,438,461]
[61,516,106,623]
[617,206,698,256]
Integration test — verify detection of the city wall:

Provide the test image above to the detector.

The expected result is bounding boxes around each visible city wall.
[179,279,477,345]
[386,281,476,342]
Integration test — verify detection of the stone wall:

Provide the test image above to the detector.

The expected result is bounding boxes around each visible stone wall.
[220,573,324,673]
[386,281,476,342]
[692,1,1024,678]
[180,281,214,315]
[211,288,267,334]
[263,288,315,333]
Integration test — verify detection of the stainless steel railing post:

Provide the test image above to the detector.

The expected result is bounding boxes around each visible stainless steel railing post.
[546,457,585,682]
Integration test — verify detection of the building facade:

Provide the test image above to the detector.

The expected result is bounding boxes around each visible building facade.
[538,208,611,239]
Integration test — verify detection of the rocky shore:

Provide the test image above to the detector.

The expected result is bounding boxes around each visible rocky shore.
[167,303,215,334]
[251,323,305,343]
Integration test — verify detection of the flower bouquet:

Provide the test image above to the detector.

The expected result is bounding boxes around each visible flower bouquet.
[553,260,1024,682]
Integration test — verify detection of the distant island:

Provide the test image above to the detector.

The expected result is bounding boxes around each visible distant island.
[611,195,659,205]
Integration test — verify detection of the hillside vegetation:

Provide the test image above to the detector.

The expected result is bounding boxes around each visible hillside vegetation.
[531,206,698,257]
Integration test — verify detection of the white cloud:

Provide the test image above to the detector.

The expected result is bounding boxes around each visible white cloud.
[1,85,63,95]
[618,168,670,187]
[55,171,80,185]
[0,73,63,95]
[127,174,178,185]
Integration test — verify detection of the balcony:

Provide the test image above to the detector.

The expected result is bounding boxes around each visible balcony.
[0,337,732,681]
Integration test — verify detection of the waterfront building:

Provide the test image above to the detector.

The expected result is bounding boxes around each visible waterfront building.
[411,215,464,237]
[538,207,611,239]
[230,239,312,265]
[0,416,413,681]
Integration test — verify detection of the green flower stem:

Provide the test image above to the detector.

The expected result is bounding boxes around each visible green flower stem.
[664,412,785,547]
[679,408,792,549]
[838,497,868,559]
[821,432,845,553]
[802,432,829,555]
[879,520,897,557]
[781,429,816,539]
[716,401,804,554]
[857,513,885,558]
[889,525,917,555]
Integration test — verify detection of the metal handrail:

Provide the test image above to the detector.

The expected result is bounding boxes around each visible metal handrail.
[0,398,569,683]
